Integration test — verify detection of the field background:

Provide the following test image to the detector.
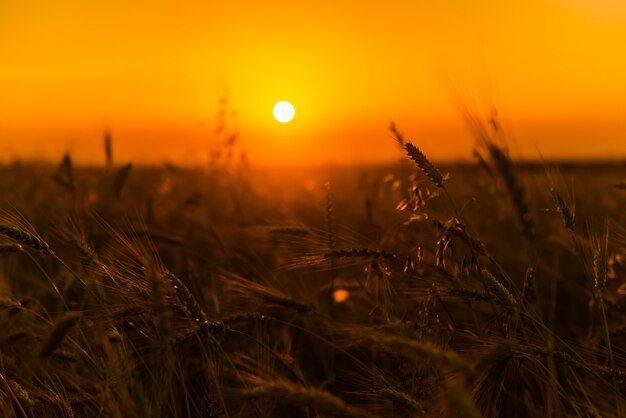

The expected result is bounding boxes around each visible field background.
[1,125,626,417]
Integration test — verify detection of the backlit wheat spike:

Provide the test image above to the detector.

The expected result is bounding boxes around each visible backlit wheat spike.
[550,188,575,231]
[404,142,444,188]
[446,287,493,304]
[440,219,488,256]
[389,121,405,146]
[482,269,517,312]
[594,247,607,295]
[50,153,75,191]
[473,149,496,181]
[482,270,516,310]
[113,162,132,197]
[0,298,24,312]
[104,130,113,167]
[169,319,225,345]
[485,143,534,240]
[0,225,53,255]
[0,243,23,253]
[163,272,207,323]
[8,380,34,416]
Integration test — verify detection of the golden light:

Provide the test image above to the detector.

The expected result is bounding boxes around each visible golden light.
[273,101,295,123]
[333,288,350,303]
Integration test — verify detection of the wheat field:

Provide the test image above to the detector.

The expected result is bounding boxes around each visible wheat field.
[1,122,626,417]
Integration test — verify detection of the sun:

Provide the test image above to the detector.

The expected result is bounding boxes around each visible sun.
[273,101,295,123]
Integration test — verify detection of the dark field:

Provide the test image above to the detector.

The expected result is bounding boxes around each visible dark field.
[2,151,626,417]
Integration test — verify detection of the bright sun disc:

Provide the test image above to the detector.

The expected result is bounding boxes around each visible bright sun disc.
[273,101,295,123]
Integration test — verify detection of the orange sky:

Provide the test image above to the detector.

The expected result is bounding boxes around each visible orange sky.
[1,0,626,165]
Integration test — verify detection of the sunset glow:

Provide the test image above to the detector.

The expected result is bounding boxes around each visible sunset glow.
[1,1,626,165]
